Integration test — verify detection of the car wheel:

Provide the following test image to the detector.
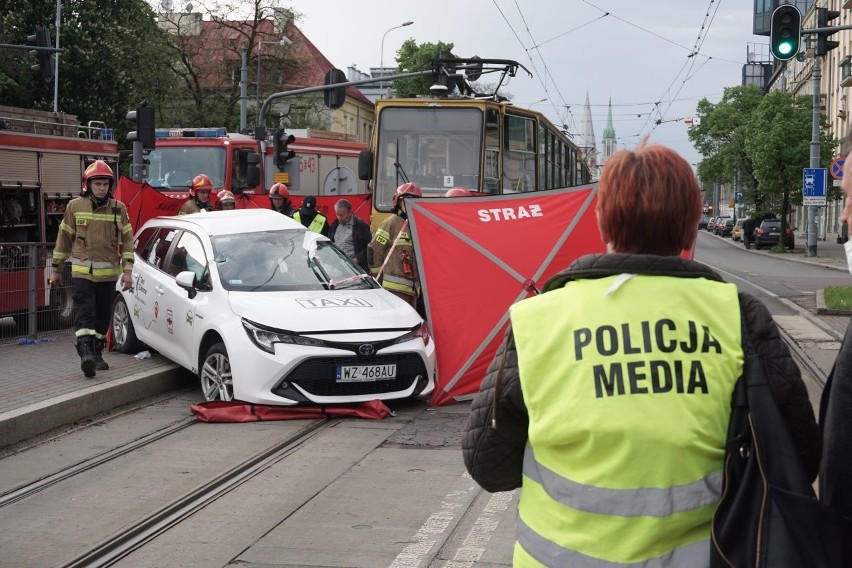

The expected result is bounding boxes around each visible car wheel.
[200,342,234,402]
[112,296,141,354]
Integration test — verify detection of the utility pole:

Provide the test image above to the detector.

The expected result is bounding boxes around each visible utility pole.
[240,44,248,132]
[808,55,821,257]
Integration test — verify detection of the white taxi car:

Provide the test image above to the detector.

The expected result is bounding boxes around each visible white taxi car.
[111,209,435,405]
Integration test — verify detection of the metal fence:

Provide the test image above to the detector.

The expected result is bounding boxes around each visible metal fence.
[0,242,75,341]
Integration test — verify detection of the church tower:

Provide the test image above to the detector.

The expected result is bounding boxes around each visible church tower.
[602,98,617,165]
[576,92,597,177]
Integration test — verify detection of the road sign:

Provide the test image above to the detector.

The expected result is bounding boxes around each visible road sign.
[803,167,827,206]
[830,156,845,180]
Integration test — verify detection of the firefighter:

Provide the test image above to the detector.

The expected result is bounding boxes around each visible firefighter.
[178,174,214,215]
[50,160,134,378]
[445,187,474,197]
[217,190,236,210]
[368,182,421,309]
[293,195,331,237]
[269,183,294,217]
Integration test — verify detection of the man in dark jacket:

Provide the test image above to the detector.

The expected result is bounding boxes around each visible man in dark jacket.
[820,131,852,539]
[742,217,755,249]
[329,198,372,273]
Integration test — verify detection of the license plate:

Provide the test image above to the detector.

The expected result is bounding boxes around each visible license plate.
[336,364,397,382]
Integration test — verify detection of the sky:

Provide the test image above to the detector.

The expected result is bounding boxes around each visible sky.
[293,0,767,167]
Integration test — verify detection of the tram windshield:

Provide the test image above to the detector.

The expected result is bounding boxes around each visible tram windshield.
[374,107,482,211]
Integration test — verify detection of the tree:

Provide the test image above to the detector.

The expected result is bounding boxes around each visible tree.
[688,85,763,201]
[745,90,836,232]
[0,0,178,143]
[393,39,455,97]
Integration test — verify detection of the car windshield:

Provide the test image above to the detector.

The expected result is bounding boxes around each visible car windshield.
[211,229,376,292]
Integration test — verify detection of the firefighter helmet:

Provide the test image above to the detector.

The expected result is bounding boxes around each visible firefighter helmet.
[392,182,422,206]
[217,190,236,204]
[269,183,289,199]
[445,187,473,198]
[189,174,214,197]
[82,160,115,194]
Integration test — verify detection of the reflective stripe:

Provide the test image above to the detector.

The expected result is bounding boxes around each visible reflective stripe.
[59,222,75,235]
[75,328,97,337]
[71,258,120,269]
[517,516,709,567]
[382,279,416,295]
[75,212,120,222]
[71,265,122,277]
[383,274,416,287]
[523,446,723,517]
[122,223,133,234]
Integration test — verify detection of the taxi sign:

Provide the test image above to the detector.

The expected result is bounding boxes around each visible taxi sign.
[830,156,845,180]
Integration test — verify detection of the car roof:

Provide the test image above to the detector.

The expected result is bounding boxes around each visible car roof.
[142,209,306,236]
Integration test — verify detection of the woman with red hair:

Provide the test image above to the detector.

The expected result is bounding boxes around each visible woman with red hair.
[462,141,819,566]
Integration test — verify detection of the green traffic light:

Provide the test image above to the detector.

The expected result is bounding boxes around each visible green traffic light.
[777,41,794,56]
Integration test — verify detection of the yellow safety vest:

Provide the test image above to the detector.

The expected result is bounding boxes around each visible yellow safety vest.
[293,211,327,234]
[509,274,743,566]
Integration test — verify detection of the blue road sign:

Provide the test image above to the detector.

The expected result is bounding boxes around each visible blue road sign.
[803,168,827,197]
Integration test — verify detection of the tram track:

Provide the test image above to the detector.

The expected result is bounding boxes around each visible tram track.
[58,417,334,568]
[779,326,828,392]
[0,416,196,508]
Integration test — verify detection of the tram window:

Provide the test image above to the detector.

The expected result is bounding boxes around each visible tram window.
[503,115,536,193]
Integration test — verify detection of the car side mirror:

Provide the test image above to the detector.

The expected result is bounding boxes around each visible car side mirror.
[175,270,197,299]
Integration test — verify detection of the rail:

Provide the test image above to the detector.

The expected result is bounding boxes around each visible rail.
[0,114,114,141]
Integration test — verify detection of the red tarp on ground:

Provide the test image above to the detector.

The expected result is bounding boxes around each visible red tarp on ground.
[190,399,392,422]
[114,177,372,231]
[407,184,697,406]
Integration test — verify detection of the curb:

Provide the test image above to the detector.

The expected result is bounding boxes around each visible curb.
[816,288,852,316]
[706,230,848,272]
[0,363,188,449]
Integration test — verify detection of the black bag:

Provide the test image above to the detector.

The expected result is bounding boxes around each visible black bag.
[710,331,845,567]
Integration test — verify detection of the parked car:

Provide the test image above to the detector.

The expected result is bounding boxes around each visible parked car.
[754,219,795,250]
[706,217,717,232]
[111,209,436,405]
[732,219,746,242]
[717,217,735,237]
[714,216,732,235]
[699,216,711,230]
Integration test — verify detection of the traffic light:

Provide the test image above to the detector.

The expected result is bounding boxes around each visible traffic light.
[816,8,841,56]
[274,130,296,169]
[27,26,53,80]
[769,5,801,61]
[125,102,156,150]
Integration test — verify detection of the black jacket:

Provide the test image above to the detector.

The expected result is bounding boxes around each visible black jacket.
[820,318,852,519]
[462,253,820,493]
[330,215,373,273]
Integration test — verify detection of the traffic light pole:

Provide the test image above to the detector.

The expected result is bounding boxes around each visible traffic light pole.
[808,55,821,257]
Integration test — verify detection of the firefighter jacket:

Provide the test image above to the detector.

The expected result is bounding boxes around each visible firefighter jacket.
[368,213,419,298]
[52,196,135,282]
[178,198,211,215]
[462,253,821,565]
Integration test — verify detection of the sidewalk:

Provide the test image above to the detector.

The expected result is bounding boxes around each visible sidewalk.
[1,238,849,450]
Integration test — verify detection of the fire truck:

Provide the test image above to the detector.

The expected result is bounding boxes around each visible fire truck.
[0,106,119,334]
[139,127,368,199]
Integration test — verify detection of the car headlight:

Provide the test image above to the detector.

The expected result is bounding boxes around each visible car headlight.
[390,321,431,347]
[242,319,325,353]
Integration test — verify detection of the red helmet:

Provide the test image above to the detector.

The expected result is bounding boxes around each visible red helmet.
[269,183,289,199]
[445,187,473,198]
[82,160,115,194]
[217,190,236,204]
[392,182,422,206]
[189,174,214,197]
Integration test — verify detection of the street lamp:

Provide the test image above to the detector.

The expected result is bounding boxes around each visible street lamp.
[256,37,292,116]
[380,21,414,71]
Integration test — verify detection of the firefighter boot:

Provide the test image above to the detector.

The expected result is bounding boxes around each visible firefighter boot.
[76,336,97,378]
[93,339,109,371]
